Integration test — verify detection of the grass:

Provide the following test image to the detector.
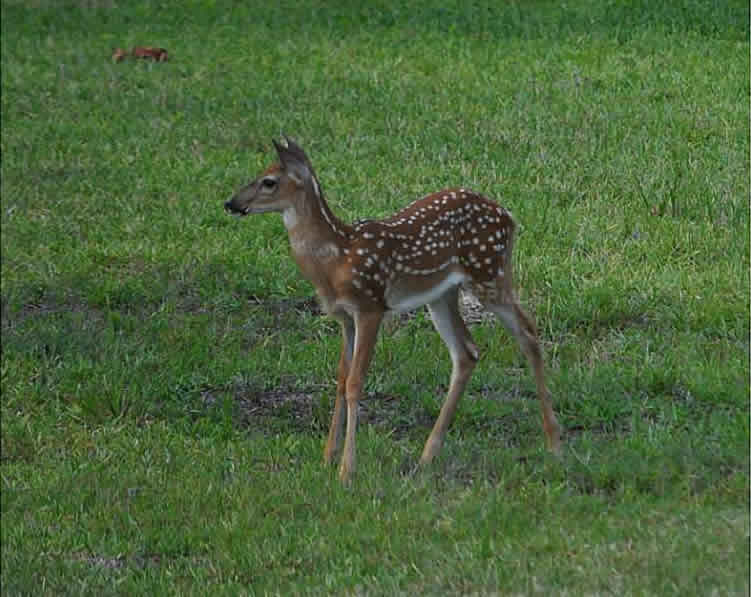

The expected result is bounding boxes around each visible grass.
[2,0,749,594]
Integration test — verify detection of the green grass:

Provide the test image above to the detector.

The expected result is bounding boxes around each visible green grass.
[2,0,749,594]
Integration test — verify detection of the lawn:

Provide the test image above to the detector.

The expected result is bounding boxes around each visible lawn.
[1,1,749,595]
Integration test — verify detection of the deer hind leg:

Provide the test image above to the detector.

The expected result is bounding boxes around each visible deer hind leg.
[420,288,479,466]
[484,290,561,454]
[339,309,383,484]
[324,315,354,465]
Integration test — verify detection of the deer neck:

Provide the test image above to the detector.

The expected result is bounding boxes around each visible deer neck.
[285,188,351,241]
[283,192,353,300]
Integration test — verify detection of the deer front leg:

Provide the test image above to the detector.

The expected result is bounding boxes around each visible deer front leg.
[324,316,355,465]
[339,309,383,484]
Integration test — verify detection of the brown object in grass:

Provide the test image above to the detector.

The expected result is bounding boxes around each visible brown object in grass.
[112,46,169,62]
[131,46,169,61]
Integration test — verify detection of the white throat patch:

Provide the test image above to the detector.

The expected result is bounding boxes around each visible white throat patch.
[283,207,300,230]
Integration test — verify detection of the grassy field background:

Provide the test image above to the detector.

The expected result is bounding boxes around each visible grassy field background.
[2,1,749,594]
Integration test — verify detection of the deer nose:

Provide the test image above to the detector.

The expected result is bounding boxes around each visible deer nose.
[224,199,235,212]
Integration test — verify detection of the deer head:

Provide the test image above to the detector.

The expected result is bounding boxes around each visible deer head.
[224,137,322,217]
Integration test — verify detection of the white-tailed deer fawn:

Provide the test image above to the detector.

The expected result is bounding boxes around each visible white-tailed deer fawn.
[225,137,561,483]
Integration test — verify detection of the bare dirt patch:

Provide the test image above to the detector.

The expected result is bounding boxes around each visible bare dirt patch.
[68,551,208,573]
[204,381,435,439]
[253,295,322,316]
[234,387,318,430]
[1,292,105,331]
[206,376,550,444]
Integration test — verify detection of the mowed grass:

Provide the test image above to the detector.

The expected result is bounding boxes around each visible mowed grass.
[1,1,749,594]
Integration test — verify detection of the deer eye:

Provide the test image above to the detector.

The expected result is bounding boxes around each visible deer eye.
[261,177,277,189]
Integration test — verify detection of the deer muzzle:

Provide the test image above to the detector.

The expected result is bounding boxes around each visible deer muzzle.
[224,196,250,216]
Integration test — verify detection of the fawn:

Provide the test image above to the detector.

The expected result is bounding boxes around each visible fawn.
[225,138,561,483]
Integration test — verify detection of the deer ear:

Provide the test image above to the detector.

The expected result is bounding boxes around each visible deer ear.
[272,138,288,167]
[273,136,308,186]
[283,135,306,157]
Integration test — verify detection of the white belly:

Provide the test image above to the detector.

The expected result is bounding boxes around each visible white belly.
[385,271,469,312]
